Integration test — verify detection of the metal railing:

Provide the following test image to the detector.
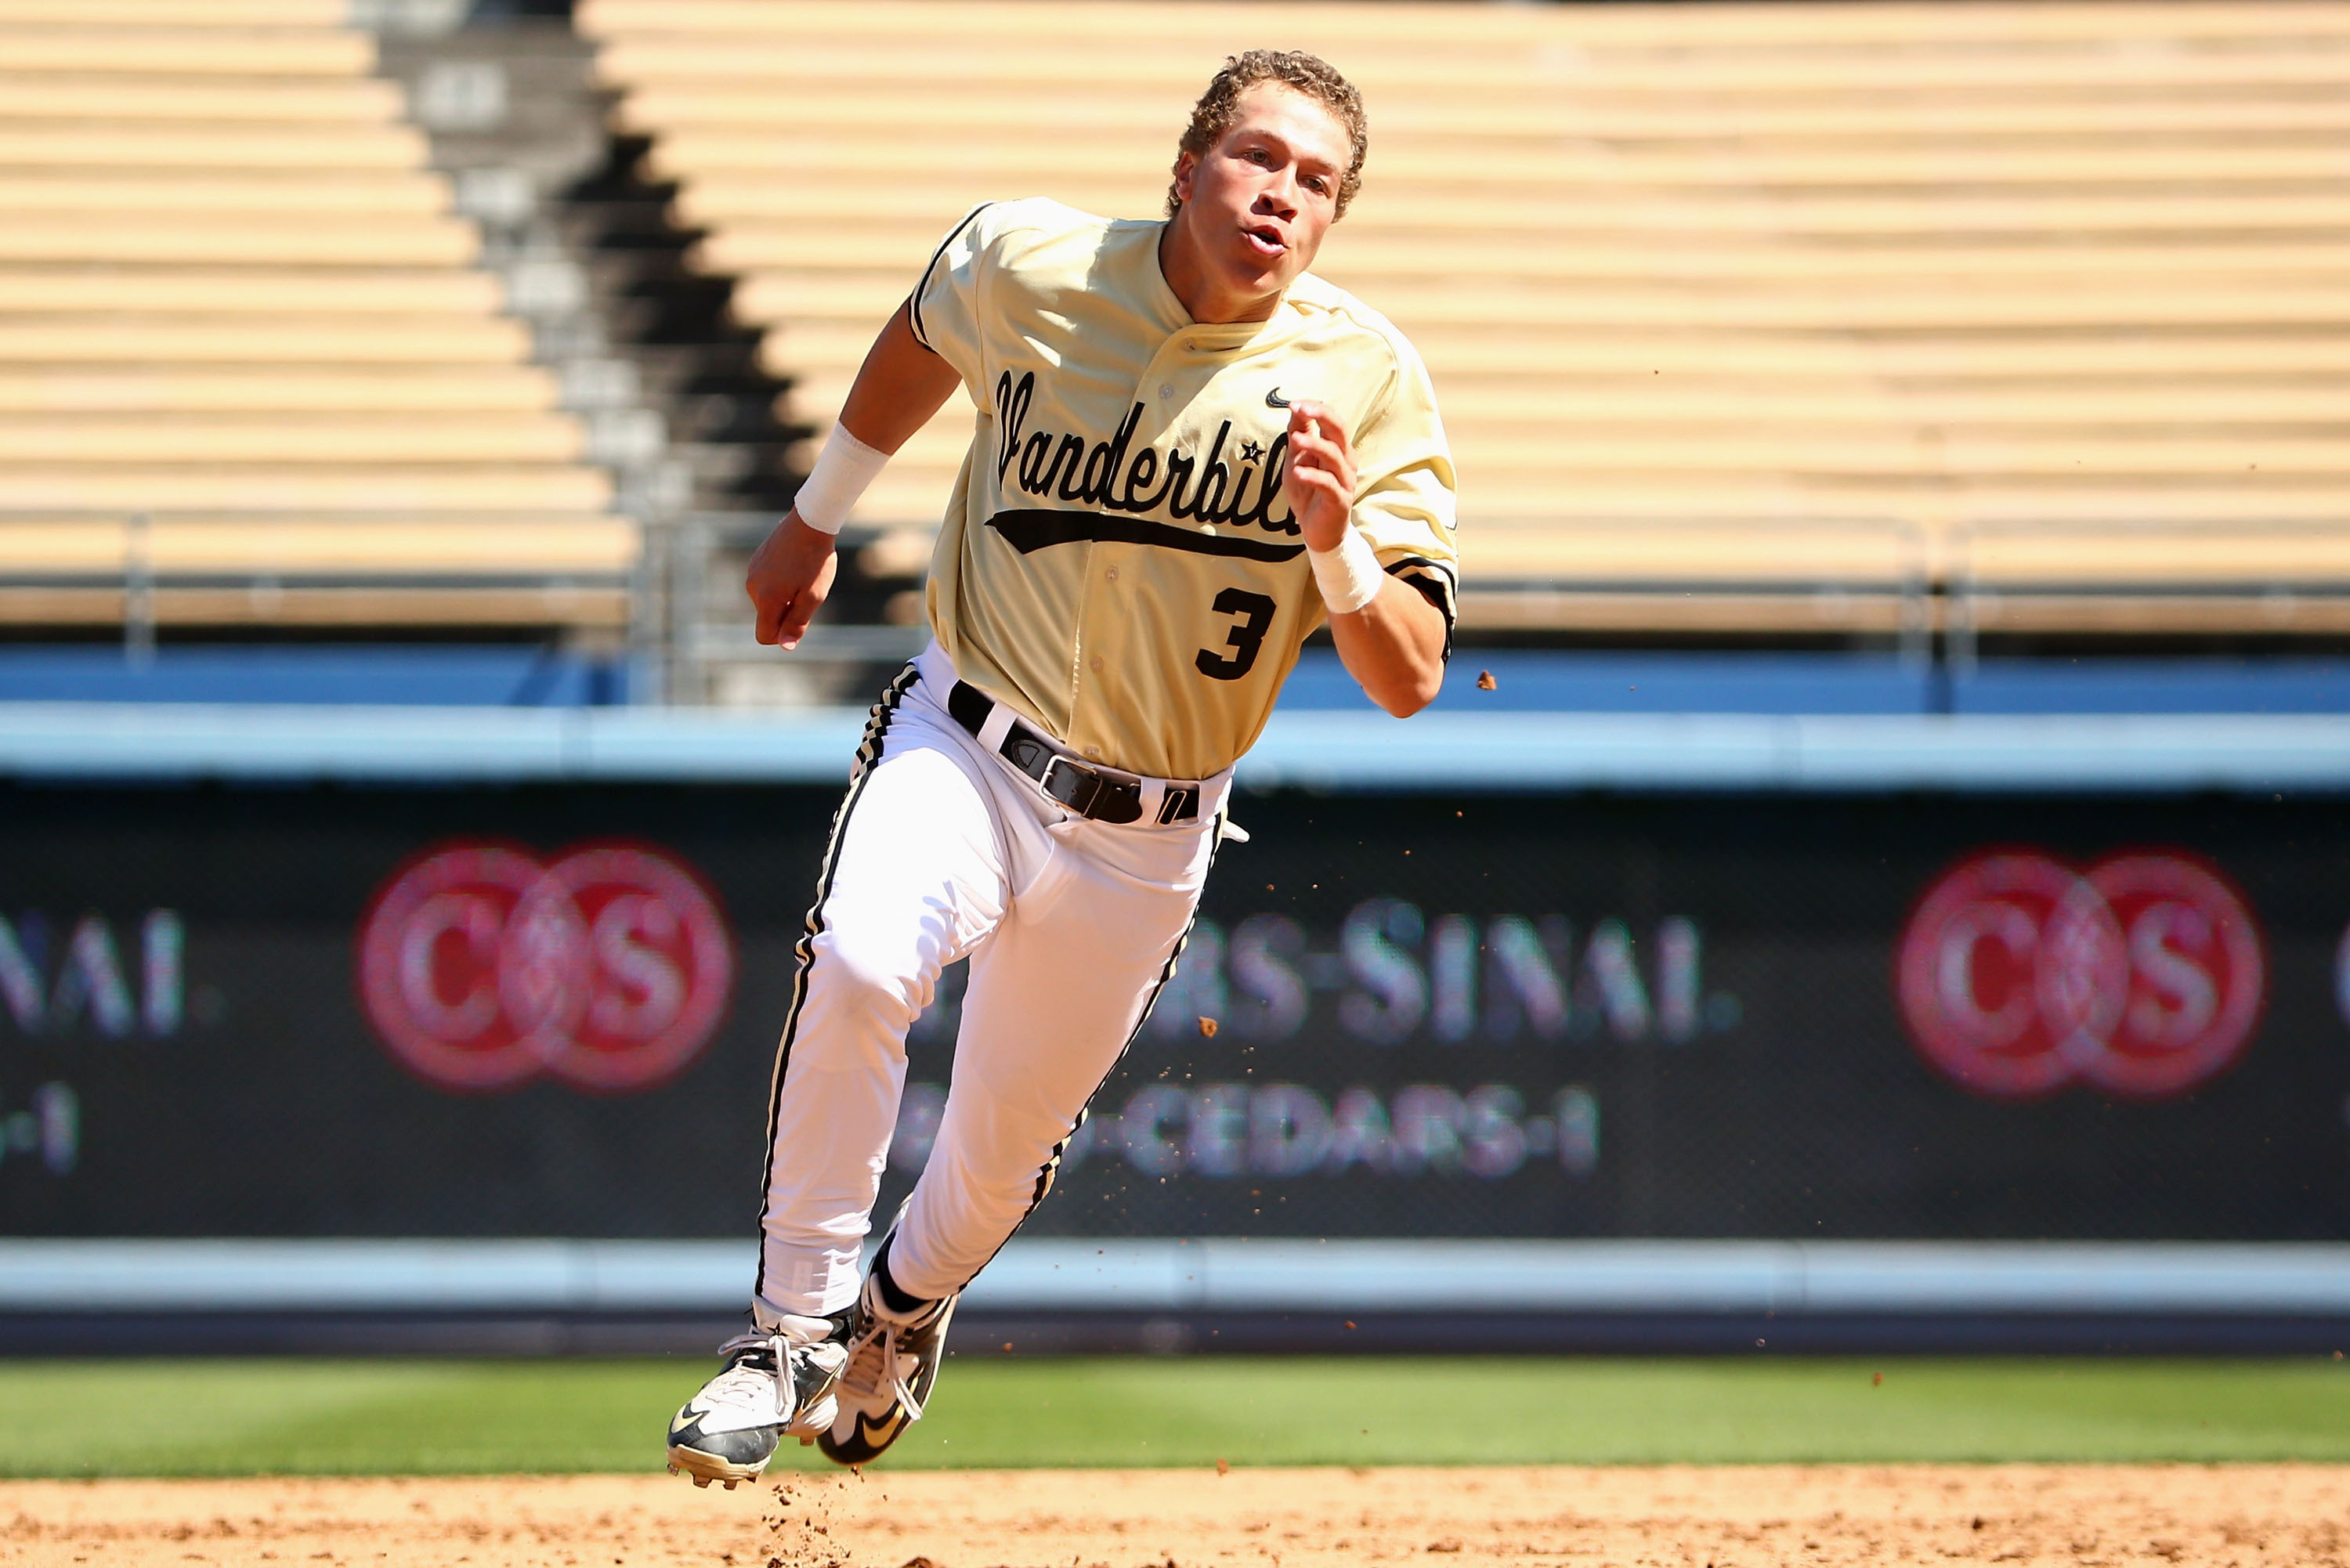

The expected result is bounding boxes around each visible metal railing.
[656,512,931,704]
[26,510,2350,706]
[0,505,641,657]
[1431,514,1936,663]
[1947,518,2350,674]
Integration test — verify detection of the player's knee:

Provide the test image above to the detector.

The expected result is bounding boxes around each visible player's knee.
[806,921,932,1031]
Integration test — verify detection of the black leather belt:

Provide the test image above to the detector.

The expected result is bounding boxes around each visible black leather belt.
[945,679,1200,826]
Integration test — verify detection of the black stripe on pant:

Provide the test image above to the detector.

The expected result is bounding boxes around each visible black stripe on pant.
[750,661,922,1308]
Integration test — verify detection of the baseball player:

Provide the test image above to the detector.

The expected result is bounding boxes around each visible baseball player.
[666,49,1455,1484]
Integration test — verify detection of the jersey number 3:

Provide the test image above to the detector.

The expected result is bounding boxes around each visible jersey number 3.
[1195,588,1276,681]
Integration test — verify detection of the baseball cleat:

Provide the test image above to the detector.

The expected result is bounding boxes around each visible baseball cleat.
[667,1312,852,1487]
[817,1269,959,1468]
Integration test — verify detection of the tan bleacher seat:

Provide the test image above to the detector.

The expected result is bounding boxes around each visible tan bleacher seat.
[0,269,502,314]
[583,0,2350,638]
[0,124,425,168]
[0,367,566,414]
[0,1,346,20]
[0,175,447,219]
[5,27,371,76]
[2,468,610,511]
[0,320,534,364]
[0,78,408,123]
[0,4,631,634]
[0,218,479,267]
[0,414,591,464]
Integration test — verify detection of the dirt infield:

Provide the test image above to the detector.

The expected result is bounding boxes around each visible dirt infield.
[5,1465,2345,1567]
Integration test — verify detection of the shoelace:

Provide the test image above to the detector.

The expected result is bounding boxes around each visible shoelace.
[838,1317,927,1422]
[710,1329,795,1419]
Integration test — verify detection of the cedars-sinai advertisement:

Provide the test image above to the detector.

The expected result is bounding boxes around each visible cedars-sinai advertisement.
[0,781,2345,1242]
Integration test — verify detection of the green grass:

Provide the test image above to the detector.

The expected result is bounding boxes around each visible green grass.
[3,1357,2348,1477]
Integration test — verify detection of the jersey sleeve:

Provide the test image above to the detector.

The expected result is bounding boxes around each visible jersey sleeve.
[1350,335,1460,653]
[906,201,1000,388]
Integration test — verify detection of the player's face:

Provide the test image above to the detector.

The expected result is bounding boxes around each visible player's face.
[1168,83,1350,321]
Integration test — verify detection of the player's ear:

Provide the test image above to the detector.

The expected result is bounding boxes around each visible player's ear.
[1171,150,1197,206]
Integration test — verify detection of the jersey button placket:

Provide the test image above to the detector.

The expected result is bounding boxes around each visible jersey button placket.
[1076,544,1133,764]
[1141,334,1190,425]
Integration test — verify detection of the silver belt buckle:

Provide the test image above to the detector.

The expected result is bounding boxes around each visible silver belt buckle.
[1035,753,1099,814]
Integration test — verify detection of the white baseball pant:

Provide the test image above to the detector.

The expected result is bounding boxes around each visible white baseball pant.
[753,642,1231,1323]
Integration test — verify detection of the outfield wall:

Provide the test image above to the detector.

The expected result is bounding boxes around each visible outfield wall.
[2,703,2347,1350]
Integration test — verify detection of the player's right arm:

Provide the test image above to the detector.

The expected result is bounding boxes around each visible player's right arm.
[747,300,961,648]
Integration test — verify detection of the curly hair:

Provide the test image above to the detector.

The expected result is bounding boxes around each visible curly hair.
[1165,49,1368,221]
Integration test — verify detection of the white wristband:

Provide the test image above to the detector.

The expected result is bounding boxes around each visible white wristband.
[1309,527,1383,615]
[790,425,889,535]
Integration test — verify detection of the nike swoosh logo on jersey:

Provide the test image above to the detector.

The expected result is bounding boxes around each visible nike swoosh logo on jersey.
[1264,388,1291,408]
[988,508,1304,562]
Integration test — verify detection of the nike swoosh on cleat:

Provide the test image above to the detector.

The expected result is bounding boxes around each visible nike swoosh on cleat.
[848,1411,905,1451]
[1264,388,1290,408]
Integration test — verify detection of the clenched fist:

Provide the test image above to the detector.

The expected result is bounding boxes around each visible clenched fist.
[1281,399,1358,552]
[744,512,839,649]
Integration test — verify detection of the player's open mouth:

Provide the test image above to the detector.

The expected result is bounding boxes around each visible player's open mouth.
[1242,226,1285,258]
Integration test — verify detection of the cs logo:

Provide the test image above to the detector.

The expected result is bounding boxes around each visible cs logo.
[1896,851,2263,1100]
[356,841,733,1095]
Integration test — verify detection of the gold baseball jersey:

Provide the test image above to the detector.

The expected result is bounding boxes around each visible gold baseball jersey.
[910,197,1457,782]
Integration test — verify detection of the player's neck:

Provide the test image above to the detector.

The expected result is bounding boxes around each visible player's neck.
[1157,219,1282,325]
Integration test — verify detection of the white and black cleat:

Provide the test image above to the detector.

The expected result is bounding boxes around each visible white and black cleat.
[817,1266,960,1469]
[666,1311,853,1487]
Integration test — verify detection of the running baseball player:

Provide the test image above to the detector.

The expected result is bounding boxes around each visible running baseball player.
[666,49,1456,1483]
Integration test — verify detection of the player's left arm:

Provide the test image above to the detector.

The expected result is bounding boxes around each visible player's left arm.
[1285,399,1450,718]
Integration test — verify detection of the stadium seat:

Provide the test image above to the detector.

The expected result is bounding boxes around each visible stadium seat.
[581,0,2350,638]
[0,269,502,314]
[0,175,448,219]
[0,125,425,168]
[0,367,565,414]
[0,5,635,635]
[2,27,371,75]
[0,76,404,122]
[0,414,591,464]
[0,469,612,511]
[0,0,346,20]
[0,320,533,364]
[0,218,479,267]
